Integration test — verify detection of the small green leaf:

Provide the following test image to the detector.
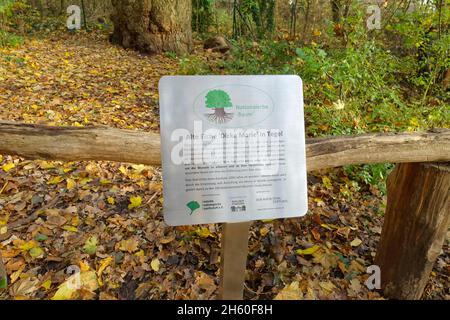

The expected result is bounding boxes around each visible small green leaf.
[0,276,7,289]
[35,234,48,242]
[83,236,98,255]
[29,247,44,258]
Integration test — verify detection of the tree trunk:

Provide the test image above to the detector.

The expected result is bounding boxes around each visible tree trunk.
[375,162,450,299]
[110,0,192,54]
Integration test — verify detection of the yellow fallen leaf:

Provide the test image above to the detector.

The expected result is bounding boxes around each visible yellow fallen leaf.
[97,256,112,286]
[71,215,79,226]
[135,249,144,257]
[322,176,333,190]
[79,177,92,186]
[119,238,139,253]
[52,271,98,300]
[259,227,269,237]
[41,279,52,290]
[196,227,213,239]
[79,261,90,272]
[0,225,7,235]
[119,166,128,175]
[2,162,15,172]
[320,281,337,292]
[151,258,160,272]
[38,161,55,170]
[274,281,302,300]
[350,238,362,247]
[62,225,78,232]
[107,197,115,205]
[320,224,333,230]
[19,240,38,251]
[10,265,26,284]
[100,179,111,185]
[314,198,325,207]
[66,178,76,190]
[296,245,320,255]
[128,196,142,209]
[160,235,175,244]
[47,176,63,185]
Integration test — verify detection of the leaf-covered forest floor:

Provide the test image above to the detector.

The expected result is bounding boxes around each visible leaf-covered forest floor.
[0,31,448,300]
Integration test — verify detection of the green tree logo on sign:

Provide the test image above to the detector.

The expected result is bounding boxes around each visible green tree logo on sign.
[205,90,233,124]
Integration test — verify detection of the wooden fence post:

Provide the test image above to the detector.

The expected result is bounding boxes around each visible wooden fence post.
[219,221,251,300]
[375,162,450,299]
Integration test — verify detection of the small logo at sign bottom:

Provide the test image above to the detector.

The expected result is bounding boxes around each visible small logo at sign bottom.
[187,201,201,215]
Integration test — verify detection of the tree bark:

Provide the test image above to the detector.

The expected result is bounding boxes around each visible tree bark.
[110,0,192,54]
[375,162,450,299]
[0,122,449,171]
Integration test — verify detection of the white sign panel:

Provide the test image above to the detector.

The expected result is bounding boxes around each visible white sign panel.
[159,75,307,226]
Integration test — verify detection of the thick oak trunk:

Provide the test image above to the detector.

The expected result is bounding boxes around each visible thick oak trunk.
[110,0,192,54]
[375,162,450,299]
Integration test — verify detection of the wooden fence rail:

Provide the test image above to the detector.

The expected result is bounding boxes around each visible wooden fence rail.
[0,121,449,170]
[0,121,449,300]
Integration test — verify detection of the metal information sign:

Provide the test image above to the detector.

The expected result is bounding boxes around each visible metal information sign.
[159,75,307,226]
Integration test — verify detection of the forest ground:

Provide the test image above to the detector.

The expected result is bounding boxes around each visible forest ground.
[0,30,448,300]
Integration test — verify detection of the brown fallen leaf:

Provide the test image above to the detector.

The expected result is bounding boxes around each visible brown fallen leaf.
[9,277,39,298]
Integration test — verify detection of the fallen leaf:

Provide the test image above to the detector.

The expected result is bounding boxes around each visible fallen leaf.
[350,238,363,247]
[83,236,98,255]
[66,178,76,190]
[319,281,337,293]
[52,271,98,300]
[259,227,269,237]
[9,277,39,297]
[119,238,139,253]
[128,196,142,209]
[275,281,302,300]
[196,227,213,239]
[62,225,78,232]
[97,256,112,286]
[2,162,15,172]
[41,279,52,290]
[151,258,160,272]
[29,247,44,259]
[296,245,320,256]
[47,176,64,185]
[322,176,333,190]
[0,276,7,289]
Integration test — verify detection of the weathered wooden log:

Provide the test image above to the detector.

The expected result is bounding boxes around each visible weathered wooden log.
[375,162,450,299]
[0,121,449,171]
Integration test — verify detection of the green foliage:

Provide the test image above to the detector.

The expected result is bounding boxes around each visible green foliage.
[385,5,450,101]
[192,0,215,33]
[205,90,232,108]
[345,163,394,195]
[176,5,449,192]
[0,29,23,46]
[233,0,276,39]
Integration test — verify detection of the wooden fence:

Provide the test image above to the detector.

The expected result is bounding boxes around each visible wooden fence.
[0,121,449,300]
